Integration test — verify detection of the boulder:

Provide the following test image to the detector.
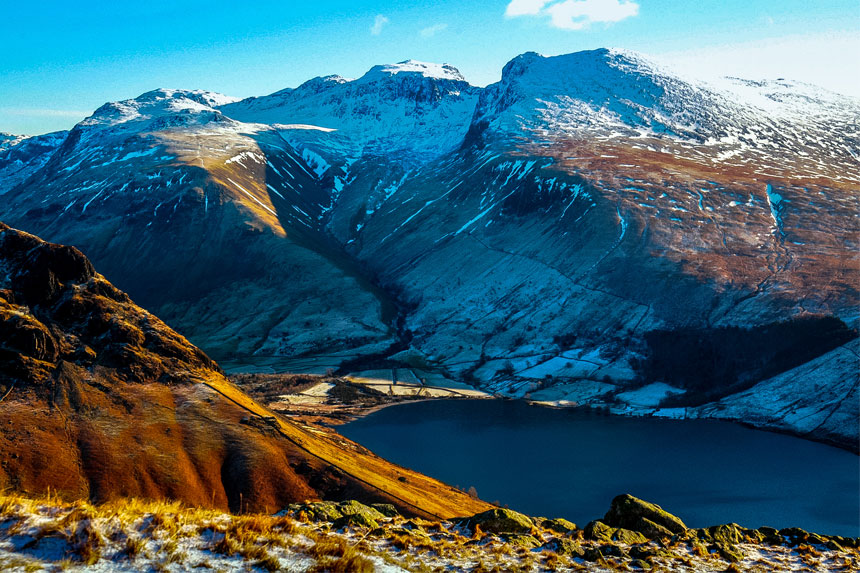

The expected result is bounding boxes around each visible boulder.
[547,538,584,557]
[756,526,784,546]
[583,544,627,561]
[603,494,687,535]
[634,517,674,539]
[541,517,577,534]
[779,527,809,546]
[459,508,534,535]
[708,523,744,545]
[612,528,648,544]
[584,520,616,542]
[371,503,399,518]
[502,534,540,549]
[284,501,344,521]
[332,512,378,530]
[335,500,386,521]
[714,542,744,563]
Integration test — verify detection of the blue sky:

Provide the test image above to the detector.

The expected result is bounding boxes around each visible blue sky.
[2,0,858,135]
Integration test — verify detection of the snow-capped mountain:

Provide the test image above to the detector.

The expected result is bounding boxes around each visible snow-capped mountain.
[220,60,480,163]
[1,49,856,449]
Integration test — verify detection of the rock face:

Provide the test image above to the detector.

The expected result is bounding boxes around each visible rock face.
[0,223,491,518]
[0,49,857,445]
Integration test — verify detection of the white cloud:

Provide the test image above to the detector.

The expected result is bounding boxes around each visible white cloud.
[505,0,551,17]
[655,31,860,98]
[370,14,389,36]
[1,107,90,118]
[420,23,448,38]
[506,0,639,30]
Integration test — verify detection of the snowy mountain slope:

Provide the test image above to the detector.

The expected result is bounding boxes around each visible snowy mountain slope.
[0,50,857,445]
[325,50,858,441]
[219,60,480,163]
[0,89,397,363]
[694,340,859,451]
[0,130,67,194]
[0,133,25,150]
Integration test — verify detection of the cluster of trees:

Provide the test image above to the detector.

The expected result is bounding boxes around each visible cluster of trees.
[642,315,856,405]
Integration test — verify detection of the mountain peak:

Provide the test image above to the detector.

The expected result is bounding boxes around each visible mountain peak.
[500,48,656,82]
[79,88,238,132]
[359,60,467,84]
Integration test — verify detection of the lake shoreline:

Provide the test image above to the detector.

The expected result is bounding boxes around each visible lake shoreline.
[340,399,860,537]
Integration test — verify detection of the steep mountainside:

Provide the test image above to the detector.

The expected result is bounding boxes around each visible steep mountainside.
[0,222,490,517]
[0,89,398,364]
[345,49,858,381]
[0,49,856,447]
[0,131,67,195]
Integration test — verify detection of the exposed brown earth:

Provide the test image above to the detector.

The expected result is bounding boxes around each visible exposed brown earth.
[529,136,859,318]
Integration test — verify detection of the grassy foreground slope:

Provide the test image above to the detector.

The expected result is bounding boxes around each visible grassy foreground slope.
[0,222,489,519]
[1,493,856,572]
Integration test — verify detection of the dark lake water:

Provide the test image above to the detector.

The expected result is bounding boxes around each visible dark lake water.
[341,399,860,536]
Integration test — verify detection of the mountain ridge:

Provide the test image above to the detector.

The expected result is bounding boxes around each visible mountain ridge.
[1,47,856,450]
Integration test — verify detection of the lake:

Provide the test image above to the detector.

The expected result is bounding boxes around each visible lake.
[340,399,860,536]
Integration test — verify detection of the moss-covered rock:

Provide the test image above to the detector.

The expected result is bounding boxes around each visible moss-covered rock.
[286,501,344,521]
[584,520,617,541]
[583,544,627,561]
[708,523,744,545]
[756,526,784,545]
[604,494,687,535]
[612,528,648,544]
[634,516,674,539]
[286,500,385,524]
[549,538,584,557]
[779,527,809,546]
[336,500,386,521]
[714,542,744,563]
[629,558,652,569]
[629,546,675,561]
[503,534,540,549]
[389,526,430,539]
[542,517,577,534]
[371,503,399,518]
[333,512,379,530]
[744,528,764,543]
[458,508,534,535]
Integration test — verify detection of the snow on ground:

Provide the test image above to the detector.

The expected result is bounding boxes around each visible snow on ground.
[2,495,855,572]
[616,382,686,407]
[528,380,616,404]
